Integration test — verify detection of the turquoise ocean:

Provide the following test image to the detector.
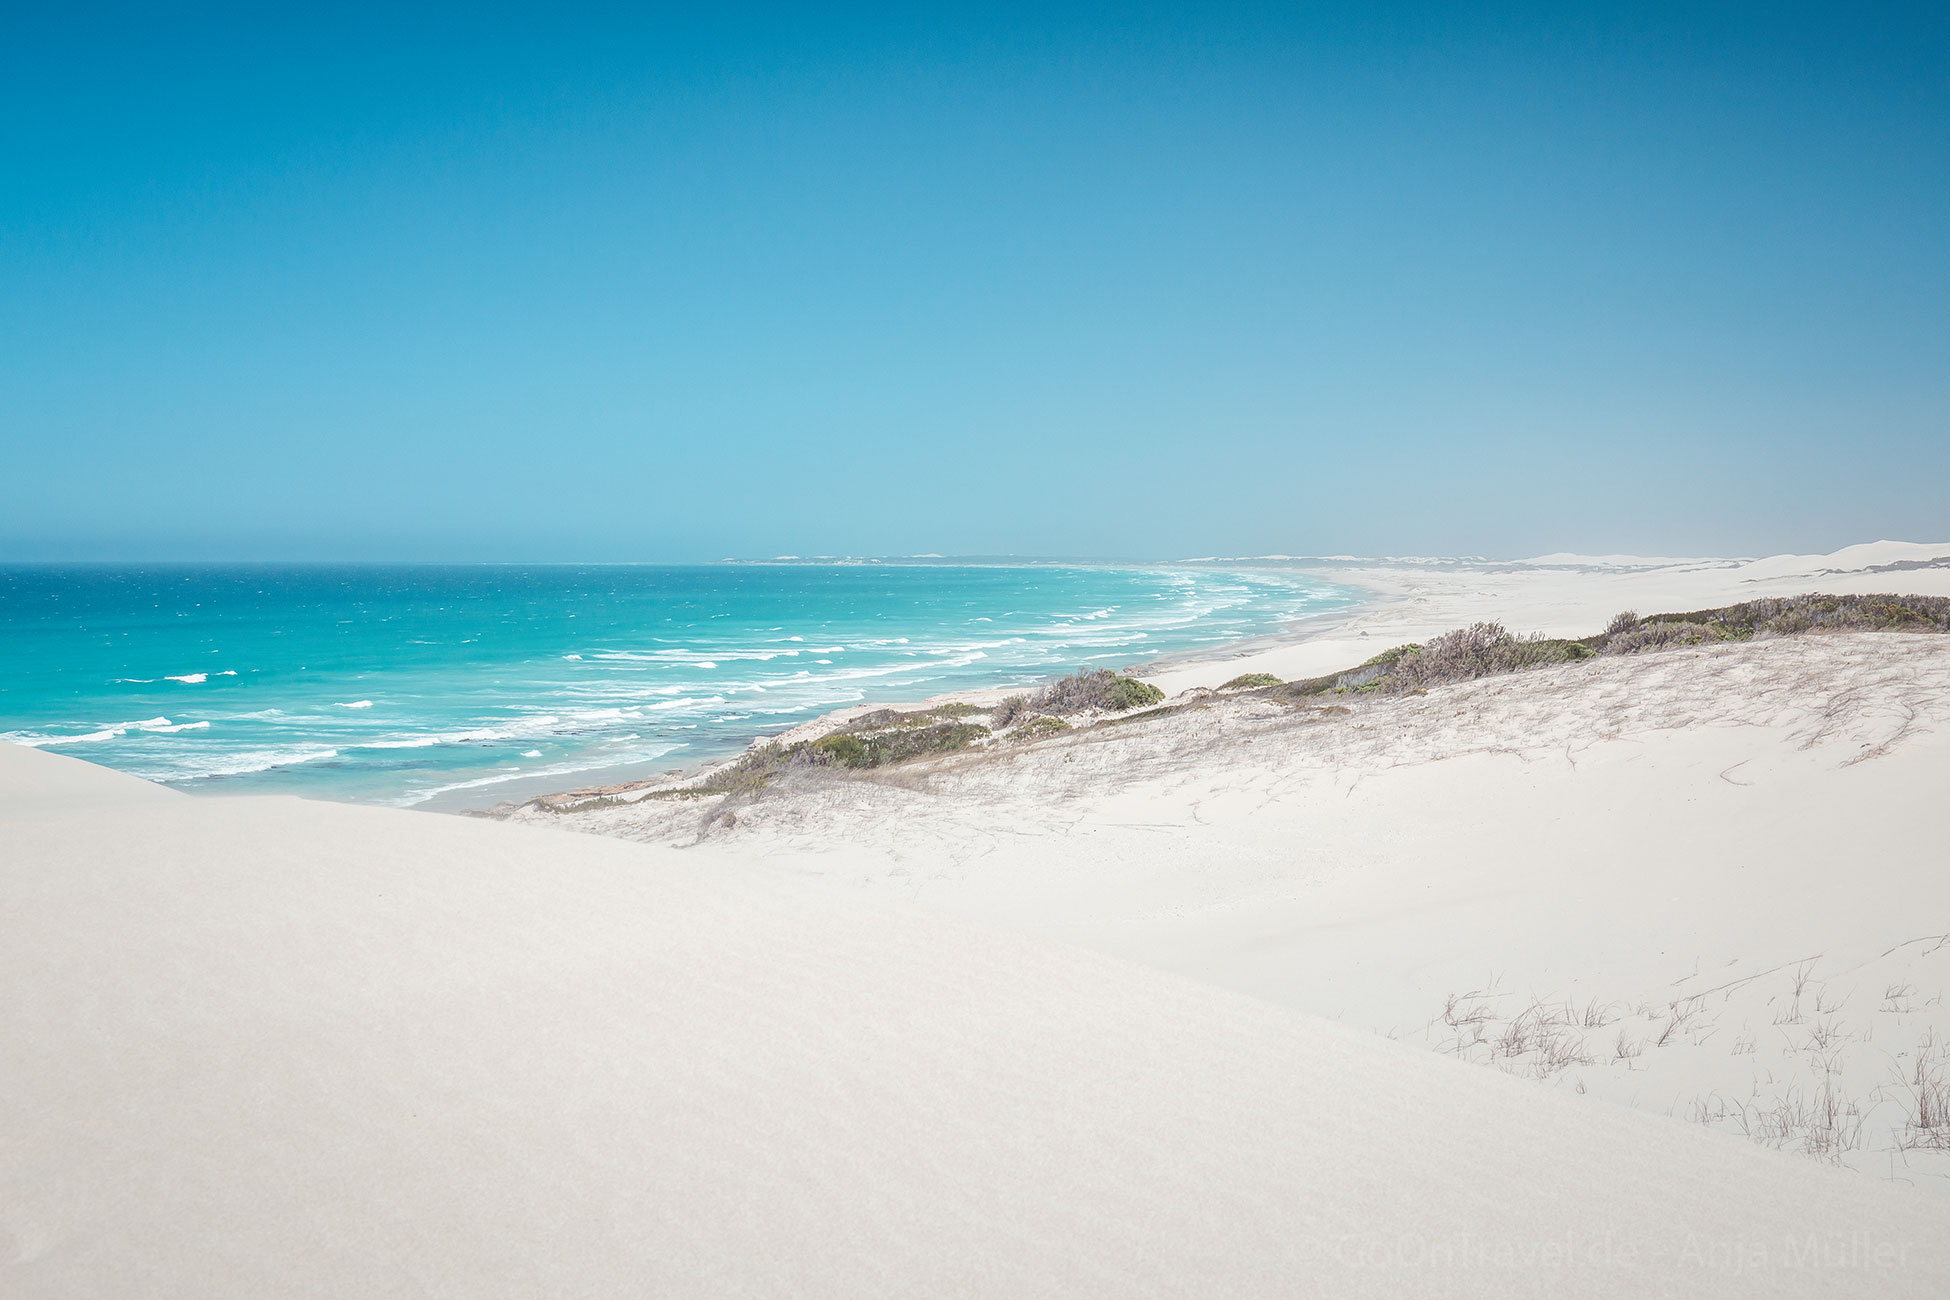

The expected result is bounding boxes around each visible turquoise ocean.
[0,564,1355,807]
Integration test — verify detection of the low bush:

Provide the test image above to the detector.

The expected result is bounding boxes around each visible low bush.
[812,721,989,768]
[1384,624,1592,693]
[810,734,871,768]
[1105,675,1167,709]
[1034,669,1165,714]
[1010,715,1073,742]
[684,742,807,796]
[847,702,983,730]
[1601,594,1950,650]
[992,669,1166,725]
[1220,672,1284,690]
[991,694,1032,729]
[1280,593,1950,700]
[1603,620,1721,655]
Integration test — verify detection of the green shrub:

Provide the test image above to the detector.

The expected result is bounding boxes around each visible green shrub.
[813,722,989,768]
[1221,672,1284,690]
[1010,715,1073,741]
[811,734,870,768]
[997,669,1167,720]
[1104,675,1166,709]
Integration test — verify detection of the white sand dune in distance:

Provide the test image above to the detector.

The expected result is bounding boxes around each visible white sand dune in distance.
[1147,538,1950,694]
[3,741,1946,1297]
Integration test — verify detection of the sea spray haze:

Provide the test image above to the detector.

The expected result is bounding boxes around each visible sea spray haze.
[0,563,1353,806]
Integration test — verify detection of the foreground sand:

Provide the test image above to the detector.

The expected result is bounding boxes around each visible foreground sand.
[5,742,1949,1297]
[563,632,1950,1184]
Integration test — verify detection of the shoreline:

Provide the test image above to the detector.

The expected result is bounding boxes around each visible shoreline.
[472,577,1395,814]
[434,568,1384,813]
[497,541,1950,813]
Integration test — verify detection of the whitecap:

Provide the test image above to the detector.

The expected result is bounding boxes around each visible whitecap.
[3,728,118,747]
[335,700,374,709]
[354,714,562,750]
[165,673,208,684]
[141,746,340,781]
[3,716,206,747]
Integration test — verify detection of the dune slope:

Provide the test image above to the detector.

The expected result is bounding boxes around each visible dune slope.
[3,742,1947,1297]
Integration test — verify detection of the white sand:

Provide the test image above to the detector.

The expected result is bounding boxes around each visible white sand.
[8,541,1950,1294]
[524,545,1950,1182]
[1146,538,1950,694]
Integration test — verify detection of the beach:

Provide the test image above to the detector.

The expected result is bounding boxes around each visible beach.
[8,541,1950,1295]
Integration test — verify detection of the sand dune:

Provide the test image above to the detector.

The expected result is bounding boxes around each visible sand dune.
[10,543,1950,1294]
[514,546,1950,1196]
[1148,539,1950,694]
[534,629,1950,1184]
[4,739,1947,1296]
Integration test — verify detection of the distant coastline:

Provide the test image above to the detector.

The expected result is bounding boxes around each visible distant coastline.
[0,561,1361,808]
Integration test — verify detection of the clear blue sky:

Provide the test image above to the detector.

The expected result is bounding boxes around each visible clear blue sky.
[4,3,1945,561]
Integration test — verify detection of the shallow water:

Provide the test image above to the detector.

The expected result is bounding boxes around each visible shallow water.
[0,563,1355,806]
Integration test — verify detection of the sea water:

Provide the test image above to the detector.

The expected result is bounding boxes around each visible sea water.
[0,563,1355,807]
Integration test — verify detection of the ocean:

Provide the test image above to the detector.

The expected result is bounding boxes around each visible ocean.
[0,563,1356,807]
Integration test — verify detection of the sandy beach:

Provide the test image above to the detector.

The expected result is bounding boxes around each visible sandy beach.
[8,542,1950,1295]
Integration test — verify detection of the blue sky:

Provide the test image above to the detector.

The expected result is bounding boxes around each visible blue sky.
[4,3,1945,561]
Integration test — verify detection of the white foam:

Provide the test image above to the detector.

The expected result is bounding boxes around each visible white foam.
[3,728,119,748]
[165,673,208,684]
[644,696,725,712]
[140,746,341,782]
[396,744,682,806]
[335,700,374,709]
[2,717,208,747]
[591,648,789,664]
[355,715,563,751]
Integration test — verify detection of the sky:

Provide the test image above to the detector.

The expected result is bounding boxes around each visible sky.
[3,2,1946,562]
